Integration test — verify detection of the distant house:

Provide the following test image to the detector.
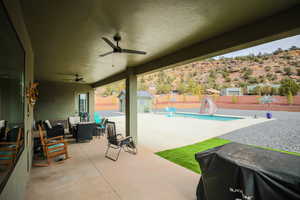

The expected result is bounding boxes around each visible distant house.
[118,90,153,113]
[206,88,220,95]
[247,84,280,93]
[220,88,243,96]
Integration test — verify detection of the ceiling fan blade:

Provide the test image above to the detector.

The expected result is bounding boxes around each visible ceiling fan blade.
[102,37,117,49]
[121,49,146,55]
[99,51,114,57]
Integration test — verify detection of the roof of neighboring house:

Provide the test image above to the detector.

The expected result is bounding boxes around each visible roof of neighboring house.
[221,87,242,91]
[206,88,220,94]
[247,84,281,90]
[118,90,153,99]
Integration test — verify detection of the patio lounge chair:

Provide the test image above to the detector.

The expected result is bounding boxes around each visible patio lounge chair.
[37,125,69,166]
[105,121,137,161]
[0,127,23,166]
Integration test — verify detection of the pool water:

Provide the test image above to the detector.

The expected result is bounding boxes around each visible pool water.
[170,113,243,121]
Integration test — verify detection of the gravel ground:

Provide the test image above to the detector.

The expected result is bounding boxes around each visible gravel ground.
[97,108,300,153]
[161,108,300,153]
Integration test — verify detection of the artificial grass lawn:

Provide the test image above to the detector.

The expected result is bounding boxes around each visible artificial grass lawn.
[155,138,231,174]
[156,138,300,174]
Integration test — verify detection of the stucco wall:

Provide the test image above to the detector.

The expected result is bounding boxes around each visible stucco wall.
[1,0,34,199]
[34,81,95,121]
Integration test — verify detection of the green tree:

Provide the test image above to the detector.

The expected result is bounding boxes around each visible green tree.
[271,87,279,95]
[156,83,171,94]
[177,82,187,94]
[231,95,238,104]
[279,78,300,96]
[138,80,148,91]
[251,86,262,95]
[289,46,299,51]
[261,86,272,95]
[287,90,294,105]
[103,85,114,96]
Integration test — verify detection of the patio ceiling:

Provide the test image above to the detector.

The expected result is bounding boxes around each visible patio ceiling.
[21,0,299,84]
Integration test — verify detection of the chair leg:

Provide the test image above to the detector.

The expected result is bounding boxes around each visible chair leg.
[65,145,70,159]
[105,144,121,161]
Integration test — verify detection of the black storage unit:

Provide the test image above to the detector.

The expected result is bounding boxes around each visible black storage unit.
[76,122,96,142]
[195,143,300,200]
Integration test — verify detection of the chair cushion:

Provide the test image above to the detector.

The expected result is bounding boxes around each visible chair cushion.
[6,128,20,142]
[0,144,16,160]
[0,120,5,129]
[48,143,64,153]
[69,117,80,125]
[45,120,52,129]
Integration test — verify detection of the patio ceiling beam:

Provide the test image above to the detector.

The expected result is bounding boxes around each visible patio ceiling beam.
[91,69,128,88]
[132,5,300,75]
[91,5,300,88]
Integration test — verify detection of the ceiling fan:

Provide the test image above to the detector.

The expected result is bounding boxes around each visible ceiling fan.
[62,74,85,83]
[99,34,147,57]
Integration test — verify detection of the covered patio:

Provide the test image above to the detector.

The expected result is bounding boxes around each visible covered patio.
[1,0,300,199]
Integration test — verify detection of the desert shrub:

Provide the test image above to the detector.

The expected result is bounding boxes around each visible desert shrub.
[248,77,258,84]
[225,77,231,82]
[283,67,292,76]
[253,58,260,62]
[265,66,271,71]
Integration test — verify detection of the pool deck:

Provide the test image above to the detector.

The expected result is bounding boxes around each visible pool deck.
[109,113,270,152]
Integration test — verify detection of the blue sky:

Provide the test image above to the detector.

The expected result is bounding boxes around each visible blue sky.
[215,34,300,59]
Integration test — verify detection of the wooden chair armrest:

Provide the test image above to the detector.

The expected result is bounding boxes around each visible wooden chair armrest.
[120,136,132,141]
[0,142,17,145]
[48,136,64,140]
[0,146,17,151]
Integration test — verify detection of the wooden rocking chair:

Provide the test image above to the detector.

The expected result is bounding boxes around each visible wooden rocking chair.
[36,125,69,166]
[0,127,23,166]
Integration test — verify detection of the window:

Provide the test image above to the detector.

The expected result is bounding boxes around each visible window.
[0,1,25,192]
[79,93,89,121]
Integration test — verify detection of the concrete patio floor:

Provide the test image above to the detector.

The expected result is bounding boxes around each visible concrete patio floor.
[109,113,270,151]
[25,139,199,200]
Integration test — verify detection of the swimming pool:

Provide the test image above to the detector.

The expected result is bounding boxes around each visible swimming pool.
[170,113,243,121]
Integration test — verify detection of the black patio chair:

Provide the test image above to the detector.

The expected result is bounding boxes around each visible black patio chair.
[95,118,108,137]
[105,121,137,161]
[43,120,65,138]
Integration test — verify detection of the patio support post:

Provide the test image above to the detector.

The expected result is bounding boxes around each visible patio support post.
[125,72,138,144]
